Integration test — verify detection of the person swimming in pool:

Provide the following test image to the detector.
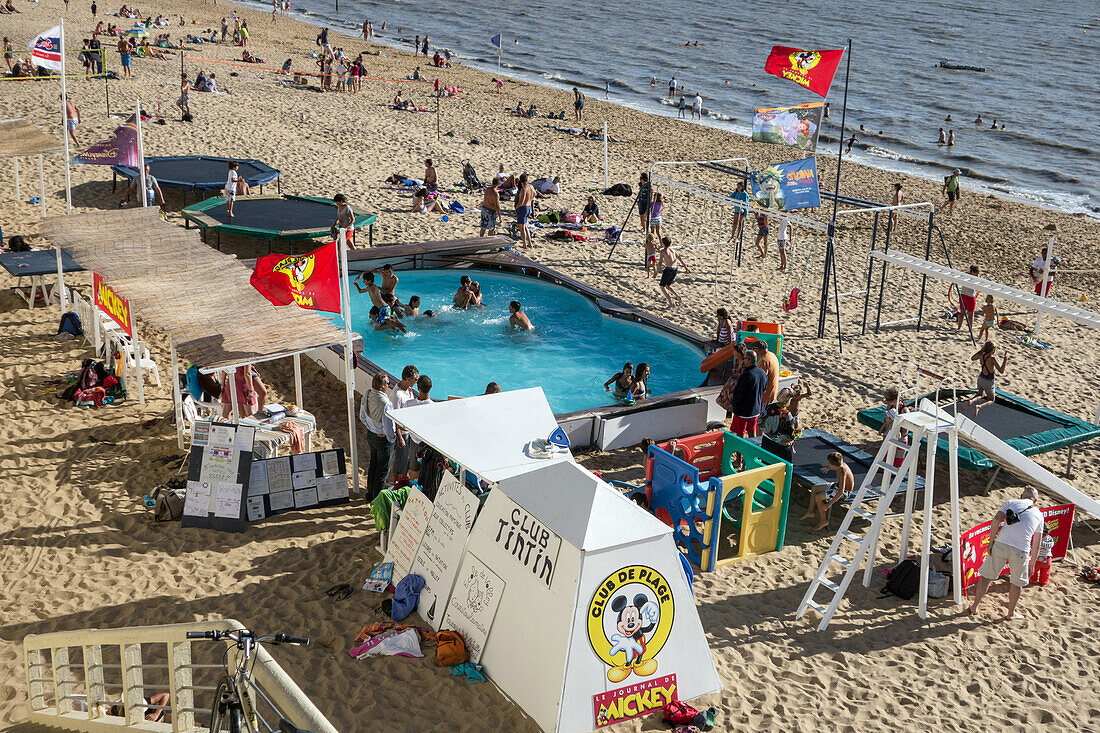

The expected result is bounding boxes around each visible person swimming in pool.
[453,275,472,309]
[604,362,634,400]
[372,293,407,333]
[402,295,420,317]
[508,300,533,330]
[629,362,650,400]
[468,281,483,306]
[354,271,384,307]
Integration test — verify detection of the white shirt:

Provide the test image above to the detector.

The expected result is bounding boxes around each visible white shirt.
[400,396,432,443]
[1032,257,1056,283]
[225,169,239,193]
[538,179,559,194]
[388,385,415,410]
[692,94,702,110]
[336,63,346,75]
[777,217,790,242]
[994,499,1043,553]
[359,391,395,441]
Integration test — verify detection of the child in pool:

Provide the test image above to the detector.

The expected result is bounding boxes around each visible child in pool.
[603,362,634,400]
[372,294,407,333]
[469,281,483,306]
[509,300,533,330]
[402,295,420,316]
[977,295,998,342]
[804,451,853,530]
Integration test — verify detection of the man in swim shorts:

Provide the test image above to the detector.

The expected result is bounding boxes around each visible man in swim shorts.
[480,183,501,236]
[657,236,690,308]
[62,95,80,145]
[956,264,979,331]
[117,36,132,78]
[514,174,535,249]
[453,275,472,309]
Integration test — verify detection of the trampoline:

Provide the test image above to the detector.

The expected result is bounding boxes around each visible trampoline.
[182,195,378,253]
[857,389,1100,473]
[111,156,281,204]
[788,428,923,503]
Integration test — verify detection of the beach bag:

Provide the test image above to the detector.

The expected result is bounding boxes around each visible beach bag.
[448,201,466,214]
[563,213,581,224]
[881,558,921,600]
[153,484,186,522]
[603,183,632,197]
[604,226,621,242]
[461,160,482,190]
[436,630,469,667]
[7,235,30,252]
[927,568,950,599]
[57,311,83,337]
[663,699,700,726]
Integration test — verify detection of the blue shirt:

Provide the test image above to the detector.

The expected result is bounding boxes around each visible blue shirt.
[731,366,767,418]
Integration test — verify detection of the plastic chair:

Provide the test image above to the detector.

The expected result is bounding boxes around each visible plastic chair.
[118,339,161,388]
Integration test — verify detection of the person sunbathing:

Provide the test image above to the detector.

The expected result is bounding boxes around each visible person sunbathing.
[411,188,444,214]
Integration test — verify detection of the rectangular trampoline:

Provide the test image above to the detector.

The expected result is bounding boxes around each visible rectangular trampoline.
[789,428,923,503]
[857,389,1100,472]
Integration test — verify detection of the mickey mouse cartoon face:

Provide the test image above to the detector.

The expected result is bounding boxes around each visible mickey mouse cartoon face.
[612,593,656,639]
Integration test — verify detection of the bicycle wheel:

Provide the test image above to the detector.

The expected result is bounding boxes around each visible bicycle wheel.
[209,676,235,733]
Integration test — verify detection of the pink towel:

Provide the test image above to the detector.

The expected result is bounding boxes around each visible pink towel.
[278,419,305,454]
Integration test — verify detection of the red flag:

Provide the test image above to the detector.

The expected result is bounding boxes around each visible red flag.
[250,241,342,313]
[764,46,844,98]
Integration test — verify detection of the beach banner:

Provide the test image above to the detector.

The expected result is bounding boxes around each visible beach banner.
[752,102,823,151]
[764,46,844,98]
[749,158,821,211]
[73,114,144,166]
[28,26,63,72]
[93,272,133,337]
[250,242,341,313]
[959,503,1075,593]
[490,33,502,50]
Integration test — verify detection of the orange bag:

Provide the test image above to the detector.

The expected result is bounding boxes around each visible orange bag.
[436,630,469,667]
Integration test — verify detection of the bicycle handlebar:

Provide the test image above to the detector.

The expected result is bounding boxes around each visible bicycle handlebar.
[186,630,309,646]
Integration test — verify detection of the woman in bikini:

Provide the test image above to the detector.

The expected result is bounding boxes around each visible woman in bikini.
[959,341,1007,417]
[630,363,651,401]
[603,363,635,401]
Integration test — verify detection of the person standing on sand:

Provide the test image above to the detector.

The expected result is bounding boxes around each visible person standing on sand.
[91,1,97,19]
[942,168,961,215]
[888,182,903,232]
[604,80,610,99]
[62,95,80,145]
[572,87,585,122]
[479,183,501,236]
[514,174,535,249]
[360,373,396,501]
[117,35,132,78]
[656,236,690,308]
[749,339,779,418]
[637,172,652,233]
[968,487,1043,620]
[753,212,769,259]
[728,181,749,241]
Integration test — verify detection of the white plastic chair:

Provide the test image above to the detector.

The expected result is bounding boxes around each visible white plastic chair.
[118,339,161,388]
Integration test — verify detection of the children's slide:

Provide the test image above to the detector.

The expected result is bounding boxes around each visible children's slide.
[920,399,1100,520]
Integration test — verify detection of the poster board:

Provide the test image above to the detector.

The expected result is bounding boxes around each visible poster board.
[409,472,480,630]
[478,491,562,588]
[440,552,505,664]
[959,503,1075,593]
[245,449,349,522]
[383,489,433,583]
[181,421,255,533]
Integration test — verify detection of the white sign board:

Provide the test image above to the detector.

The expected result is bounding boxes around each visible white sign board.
[409,473,479,630]
[383,489,434,583]
[441,553,505,664]
[482,492,562,588]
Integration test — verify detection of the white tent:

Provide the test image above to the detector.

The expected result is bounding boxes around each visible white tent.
[389,387,573,483]
[443,459,720,732]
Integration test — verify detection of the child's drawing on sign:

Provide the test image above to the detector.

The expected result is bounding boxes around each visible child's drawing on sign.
[464,565,496,614]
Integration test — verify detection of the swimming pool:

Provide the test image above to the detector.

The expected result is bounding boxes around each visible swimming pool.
[331,269,706,414]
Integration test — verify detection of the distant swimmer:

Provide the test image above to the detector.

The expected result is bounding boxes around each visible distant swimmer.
[824,102,830,119]
[938,127,947,144]
[948,129,955,146]
[858,124,867,133]
[974,114,984,124]
[1000,123,1006,130]
[650,76,657,87]
[945,114,952,122]
[991,119,998,129]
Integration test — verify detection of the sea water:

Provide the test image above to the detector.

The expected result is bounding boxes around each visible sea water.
[238,0,1099,219]
[330,269,705,413]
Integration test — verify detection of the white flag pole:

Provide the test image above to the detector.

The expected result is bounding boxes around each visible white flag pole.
[337,227,361,495]
[497,32,501,69]
[603,121,609,189]
[135,98,147,207]
[60,19,72,214]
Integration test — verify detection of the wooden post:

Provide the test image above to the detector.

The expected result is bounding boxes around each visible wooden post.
[121,643,145,725]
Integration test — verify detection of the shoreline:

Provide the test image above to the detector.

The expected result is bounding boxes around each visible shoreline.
[230,0,1100,222]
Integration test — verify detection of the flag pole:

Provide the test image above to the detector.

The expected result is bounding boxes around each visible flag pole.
[60,18,72,214]
[135,98,147,207]
[818,38,851,353]
[337,227,361,495]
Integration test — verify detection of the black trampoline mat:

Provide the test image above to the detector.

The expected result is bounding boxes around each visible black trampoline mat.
[117,157,277,189]
[204,198,334,232]
[791,434,871,487]
[939,400,1060,441]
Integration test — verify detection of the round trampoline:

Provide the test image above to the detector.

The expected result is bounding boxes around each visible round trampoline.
[112,156,281,203]
[182,194,377,253]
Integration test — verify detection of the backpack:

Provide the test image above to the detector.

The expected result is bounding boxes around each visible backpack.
[7,235,31,252]
[663,699,700,725]
[461,160,483,190]
[57,311,83,336]
[881,558,921,600]
[152,482,186,521]
[436,630,469,667]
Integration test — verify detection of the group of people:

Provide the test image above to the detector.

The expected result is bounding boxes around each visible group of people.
[603,362,651,403]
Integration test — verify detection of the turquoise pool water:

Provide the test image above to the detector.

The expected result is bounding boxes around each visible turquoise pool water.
[330,269,706,414]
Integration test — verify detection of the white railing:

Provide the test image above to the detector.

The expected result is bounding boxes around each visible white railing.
[24,619,337,733]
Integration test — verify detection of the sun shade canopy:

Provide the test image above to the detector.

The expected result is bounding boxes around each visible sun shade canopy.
[0,119,65,158]
[41,207,357,371]
[113,155,281,191]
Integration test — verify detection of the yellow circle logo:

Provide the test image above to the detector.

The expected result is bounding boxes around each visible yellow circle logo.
[587,565,675,683]
[789,50,821,71]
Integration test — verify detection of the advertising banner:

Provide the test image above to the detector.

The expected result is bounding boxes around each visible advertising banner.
[752,102,823,151]
[959,503,1075,592]
[749,158,821,211]
[93,272,133,337]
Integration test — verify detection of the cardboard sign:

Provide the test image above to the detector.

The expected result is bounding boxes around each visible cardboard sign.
[383,489,434,583]
[93,272,133,337]
[960,503,1075,592]
[593,674,677,729]
[410,473,480,630]
[441,553,505,664]
[481,492,562,588]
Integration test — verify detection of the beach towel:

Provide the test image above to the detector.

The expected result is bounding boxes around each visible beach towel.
[371,486,410,530]
[390,574,425,621]
[278,419,306,454]
[350,628,424,658]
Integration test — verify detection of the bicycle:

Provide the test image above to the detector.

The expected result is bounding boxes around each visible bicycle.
[186,628,311,733]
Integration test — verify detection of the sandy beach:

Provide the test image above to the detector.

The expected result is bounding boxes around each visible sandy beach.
[1,0,1100,731]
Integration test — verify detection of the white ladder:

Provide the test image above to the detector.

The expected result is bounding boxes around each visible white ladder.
[796,417,930,630]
